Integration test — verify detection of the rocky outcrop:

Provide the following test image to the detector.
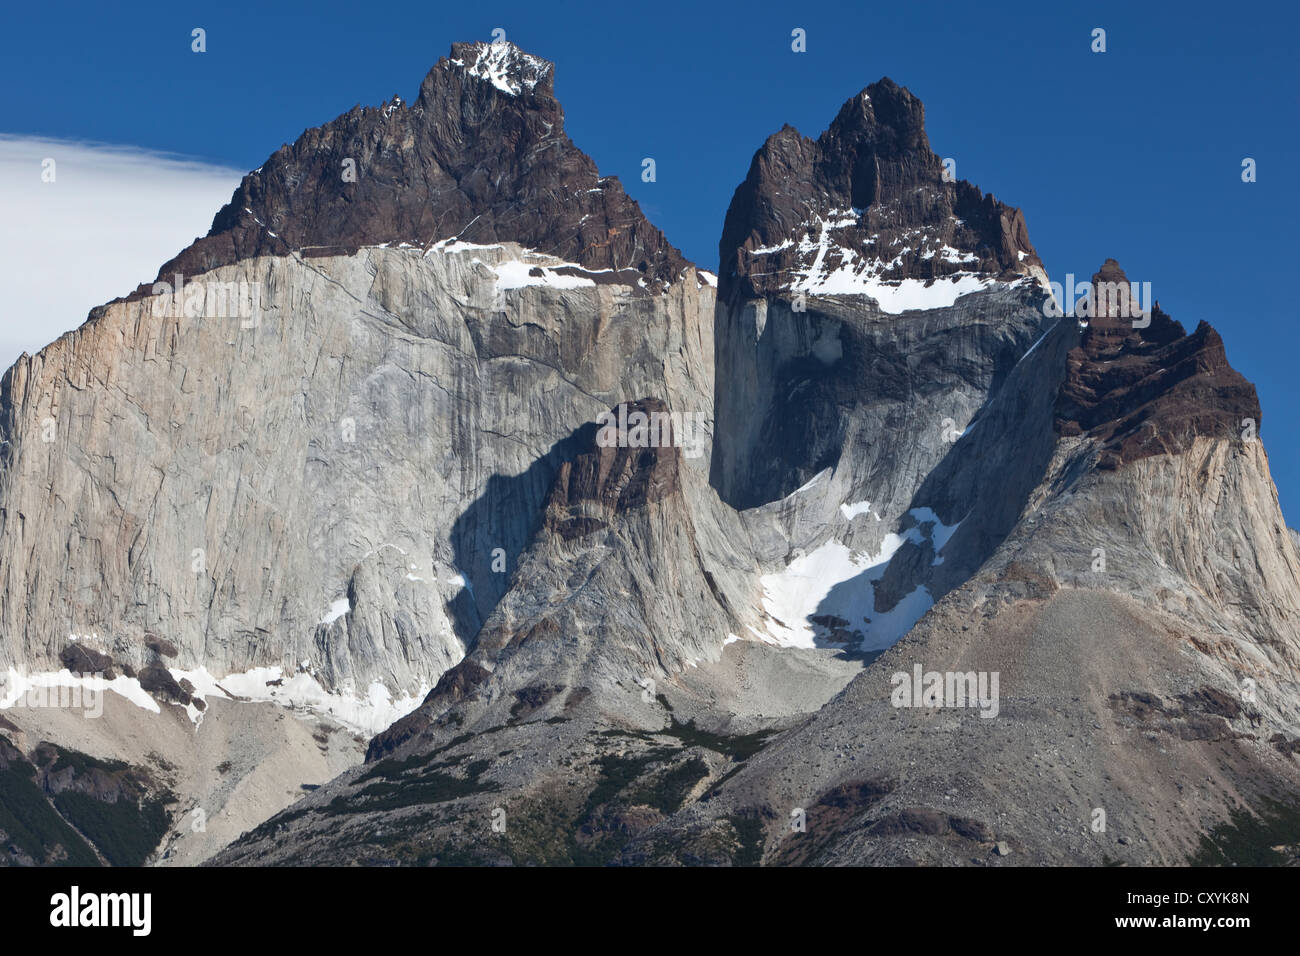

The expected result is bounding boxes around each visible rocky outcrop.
[0,735,174,867]
[609,260,1300,867]
[543,398,684,537]
[215,101,1300,869]
[1056,259,1261,469]
[361,395,765,763]
[0,242,715,697]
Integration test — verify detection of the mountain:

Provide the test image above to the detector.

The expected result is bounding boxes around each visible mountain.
[0,40,715,864]
[4,42,1299,868]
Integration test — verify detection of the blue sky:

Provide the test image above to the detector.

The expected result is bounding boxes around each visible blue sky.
[3,0,1296,516]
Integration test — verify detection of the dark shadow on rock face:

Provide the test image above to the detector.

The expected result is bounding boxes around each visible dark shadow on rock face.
[710,291,1046,512]
[748,351,850,507]
[708,300,873,511]
[449,422,597,646]
[805,313,1075,658]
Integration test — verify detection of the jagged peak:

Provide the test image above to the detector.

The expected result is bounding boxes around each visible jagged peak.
[118,42,689,299]
[443,40,553,97]
[718,77,1042,303]
[1093,257,1129,286]
[1057,261,1260,467]
[823,77,930,150]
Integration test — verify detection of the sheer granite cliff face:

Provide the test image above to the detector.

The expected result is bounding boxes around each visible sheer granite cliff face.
[0,44,715,701]
[0,244,716,696]
[365,397,764,761]
[324,251,1300,867]
[214,59,1300,865]
[216,223,1300,869]
[628,372,1300,868]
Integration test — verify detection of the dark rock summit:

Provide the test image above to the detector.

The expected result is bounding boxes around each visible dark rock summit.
[718,77,1044,301]
[140,41,690,295]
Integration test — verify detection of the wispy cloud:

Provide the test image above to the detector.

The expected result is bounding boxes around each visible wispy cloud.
[0,135,244,372]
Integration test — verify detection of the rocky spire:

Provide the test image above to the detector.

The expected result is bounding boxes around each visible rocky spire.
[718,77,1045,302]
[1056,259,1260,468]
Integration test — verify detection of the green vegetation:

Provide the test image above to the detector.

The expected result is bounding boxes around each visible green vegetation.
[582,748,677,820]
[631,757,710,814]
[243,805,313,842]
[0,765,100,866]
[659,718,775,760]
[0,742,175,866]
[52,791,172,867]
[1190,796,1300,866]
[330,758,500,815]
[356,749,467,784]
[596,719,775,761]
[729,814,766,867]
[238,718,777,866]
[47,749,129,776]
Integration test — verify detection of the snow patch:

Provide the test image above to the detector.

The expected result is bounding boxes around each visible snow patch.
[170,665,430,735]
[840,500,878,521]
[757,506,964,650]
[784,214,998,312]
[0,662,436,737]
[492,258,597,291]
[760,534,911,649]
[320,597,351,626]
[424,238,503,255]
[749,239,794,255]
[1016,320,1059,365]
[0,668,160,715]
[462,41,551,96]
[906,507,963,565]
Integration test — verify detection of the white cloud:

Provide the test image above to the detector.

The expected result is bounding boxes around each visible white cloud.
[0,135,244,373]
